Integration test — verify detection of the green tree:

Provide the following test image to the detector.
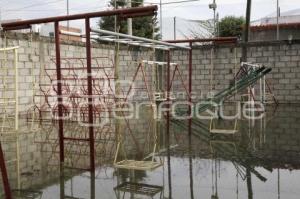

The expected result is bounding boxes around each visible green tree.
[98,0,160,39]
[218,16,245,38]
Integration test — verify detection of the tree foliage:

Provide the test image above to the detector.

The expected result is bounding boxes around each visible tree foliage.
[98,0,160,39]
[218,16,245,38]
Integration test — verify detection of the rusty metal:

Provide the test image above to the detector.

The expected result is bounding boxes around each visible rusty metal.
[169,64,190,98]
[0,142,12,199]
[85,18,95,172]
[2,25,32,31]
[166,50,172,199]
[188,42,192,137]
[54,21,65,164]
[119,11,156,19]
[1,6,157,30]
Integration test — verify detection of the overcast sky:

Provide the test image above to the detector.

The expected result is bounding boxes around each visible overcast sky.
[0,0,299,33]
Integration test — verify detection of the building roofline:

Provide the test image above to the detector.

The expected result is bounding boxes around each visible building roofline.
[250,22,300,31]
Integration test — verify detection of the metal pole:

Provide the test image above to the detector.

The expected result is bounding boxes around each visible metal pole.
[244,0,251,43]
[85,18,95,172]
[54,22,65,165]
[216,12,219,37]
[91,28,190,50]
[0,142,12,199]
[91,172,95,199]
[209,0,217,37]
[67,0,69,29]
[127,0,132,35]
[160,0,163,39]
[114,0,117,32]
[14,48,20,190]
[246,168,253,199]
[188,42,192,135]
[173,16,176,40]
[188,42,194,199]
[166,50,172,199]
[277,168,280,199]
[60,166,65,198]
[242,0,252,62]
[276,0,280,40]
[213,2,216,37]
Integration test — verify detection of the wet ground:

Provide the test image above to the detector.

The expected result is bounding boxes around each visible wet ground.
[1,104,300,199]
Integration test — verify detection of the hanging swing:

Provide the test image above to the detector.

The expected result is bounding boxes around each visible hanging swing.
[114,71,162,170]
[113,42,162,171]
[113,118,163,171]
[208,48,239,135]
[209,117,238,134]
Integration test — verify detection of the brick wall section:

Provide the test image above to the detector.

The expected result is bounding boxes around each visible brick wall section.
[1,33,300,115]
[172,41,300,103]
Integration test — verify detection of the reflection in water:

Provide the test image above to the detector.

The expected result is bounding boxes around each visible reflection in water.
[2,105,300,198]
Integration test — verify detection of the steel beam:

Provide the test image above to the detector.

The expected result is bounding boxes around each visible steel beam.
[1,6,157,31]
[85,18,95,172]
[91,28,190,50]
[54,22,65,164]
[166,50,172,199]
[165,37,237,44]
[188,42,192,136]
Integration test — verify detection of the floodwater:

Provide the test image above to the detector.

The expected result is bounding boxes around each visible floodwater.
[1,104,300,199]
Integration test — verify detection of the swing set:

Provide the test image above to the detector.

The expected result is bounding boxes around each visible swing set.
[92,29,191,171]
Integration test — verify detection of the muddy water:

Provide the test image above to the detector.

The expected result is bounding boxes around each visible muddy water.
[1,104,300,199]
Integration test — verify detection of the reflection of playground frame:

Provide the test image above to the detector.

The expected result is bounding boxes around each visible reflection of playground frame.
[114,182,163,199]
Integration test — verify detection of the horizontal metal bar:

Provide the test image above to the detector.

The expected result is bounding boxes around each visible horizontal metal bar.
[0,46,19,51]
[95,37,170,50]
[1,6,157,30]
[142,60,177,66]
[59,30,83,37]
[165,37,238,44]
[91,28,190,50]
[63,137,90,142]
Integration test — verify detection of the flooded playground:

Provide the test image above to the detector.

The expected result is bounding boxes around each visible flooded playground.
[1,104,300,199]
[1,2,300,198]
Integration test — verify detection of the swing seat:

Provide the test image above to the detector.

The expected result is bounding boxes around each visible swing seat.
[114,160,162,171]
[114,182,163,197]
[210,129,238,134]
[209,118,238,134]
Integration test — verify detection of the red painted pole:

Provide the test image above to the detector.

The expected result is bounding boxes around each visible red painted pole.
[188,42,193,136]
[0,142,12,199]
[85,18,95,172]
[54,21,65,164]
[188,42,194,199]
[166,50,172,199]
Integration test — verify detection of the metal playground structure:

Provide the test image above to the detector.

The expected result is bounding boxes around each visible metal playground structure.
[0,4,276,199]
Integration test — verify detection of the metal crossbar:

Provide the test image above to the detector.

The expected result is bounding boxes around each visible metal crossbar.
[90,28,191,50]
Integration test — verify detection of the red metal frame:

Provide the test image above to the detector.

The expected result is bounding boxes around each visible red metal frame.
[1,6,157,31]
[0,5,158,198]
[0,142,12,199]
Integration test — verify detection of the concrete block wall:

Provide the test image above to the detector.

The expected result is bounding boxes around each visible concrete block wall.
[1,33,300,118]
[172,42,300,103]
